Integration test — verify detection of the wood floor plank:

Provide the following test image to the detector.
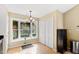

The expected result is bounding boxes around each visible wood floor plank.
[8,42,56,54]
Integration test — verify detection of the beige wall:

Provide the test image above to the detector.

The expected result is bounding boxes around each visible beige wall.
[39,10,63,51]
[55,10,63,29]
[64,5,79,48]
[8,12,29,19]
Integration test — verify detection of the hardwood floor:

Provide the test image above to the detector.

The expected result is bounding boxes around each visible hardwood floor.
[8,42,56,54]
[8,47,22,53]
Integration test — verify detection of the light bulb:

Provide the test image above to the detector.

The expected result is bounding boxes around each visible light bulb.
[30,17,33,20]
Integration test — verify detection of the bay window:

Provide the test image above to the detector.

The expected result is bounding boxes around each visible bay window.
[13,19,38,40]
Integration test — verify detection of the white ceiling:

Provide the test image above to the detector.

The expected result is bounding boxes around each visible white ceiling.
[5,4,76,18]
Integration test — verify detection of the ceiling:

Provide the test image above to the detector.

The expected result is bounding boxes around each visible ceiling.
[5,4,76,18]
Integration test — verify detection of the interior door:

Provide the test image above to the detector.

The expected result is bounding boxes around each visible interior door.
[48,19,53,48]
[45,20,49,46]
[39,20,46,45]
[45,19,53,48]
[39,18,53,48]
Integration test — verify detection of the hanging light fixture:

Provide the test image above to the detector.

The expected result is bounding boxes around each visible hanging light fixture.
[29,10,32,21]
[29,10,35,22]
[29,10,39,22]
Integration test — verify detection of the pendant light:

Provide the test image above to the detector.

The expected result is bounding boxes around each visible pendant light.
[29,10,35,22]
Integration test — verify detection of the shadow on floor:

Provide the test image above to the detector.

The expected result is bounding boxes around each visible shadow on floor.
[22,44,33,49]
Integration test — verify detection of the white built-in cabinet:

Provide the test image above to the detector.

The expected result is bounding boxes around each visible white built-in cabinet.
[39,17,54,48]
[39,11,63,50]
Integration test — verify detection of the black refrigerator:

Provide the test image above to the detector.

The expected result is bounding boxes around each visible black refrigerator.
[57,29,67,53]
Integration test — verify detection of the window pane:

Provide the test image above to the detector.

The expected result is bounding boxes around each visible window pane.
[13,21,18,29]
[21,30,30,37]
[20,22,30,37]
[32,23,36,36]
[13,21,18,39]
[13,29,18,39]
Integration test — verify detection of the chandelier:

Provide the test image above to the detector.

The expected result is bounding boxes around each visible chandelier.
[29,10,35,22]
